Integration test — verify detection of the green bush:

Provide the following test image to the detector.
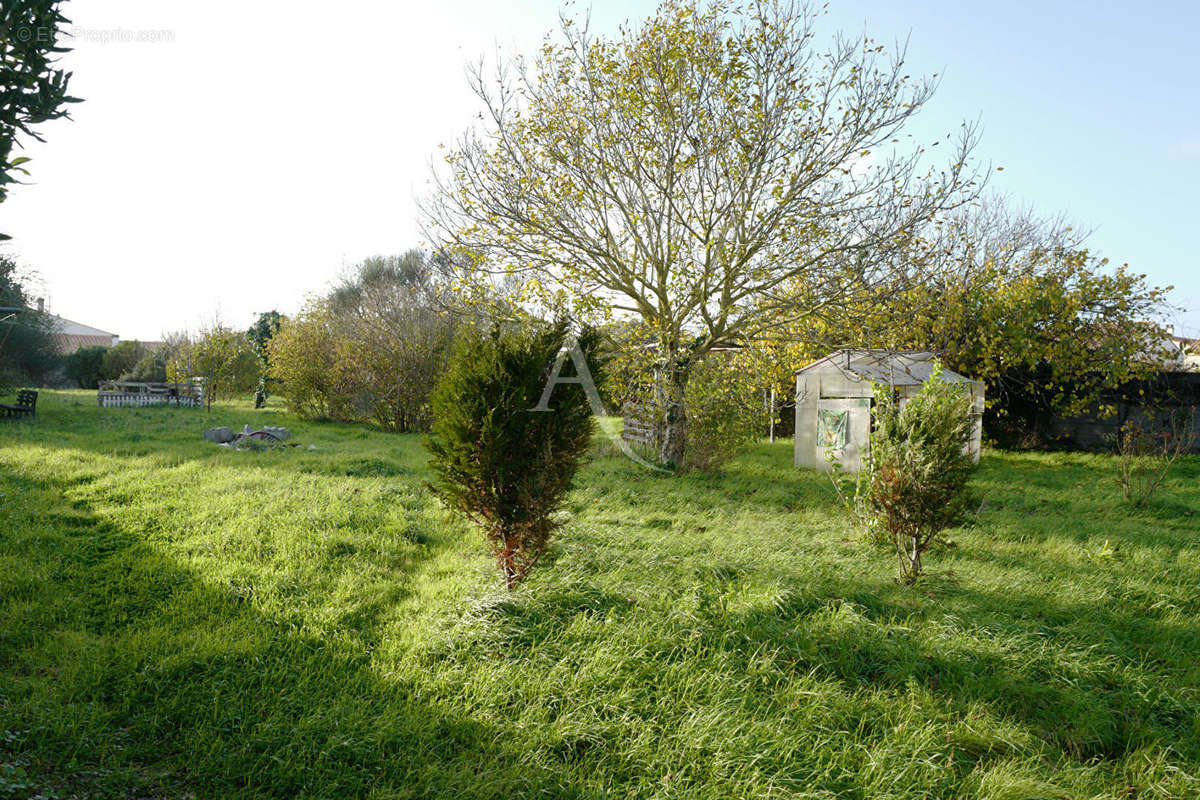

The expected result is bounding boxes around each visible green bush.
[247,311,285,408]
[682,353,765,473]
[268,254,454,429]
[0,256,58,390]
[426,320,597,588]
[99,341,147,381]
[169,326,258,409]
[267,305,345,421]
[122,347,169,383]
[1114,408,1198,507]
[866,365,978,584]
[63,345,108,389]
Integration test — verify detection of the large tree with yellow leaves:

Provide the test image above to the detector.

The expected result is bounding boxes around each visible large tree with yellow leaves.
[424,0,981,465]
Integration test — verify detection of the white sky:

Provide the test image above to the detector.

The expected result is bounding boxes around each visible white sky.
[2,0,643,340]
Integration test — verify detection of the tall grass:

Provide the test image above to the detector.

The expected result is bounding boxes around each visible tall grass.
[1,391,1197,798]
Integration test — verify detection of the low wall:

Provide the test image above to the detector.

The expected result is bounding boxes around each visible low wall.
[1031,372,1200,452]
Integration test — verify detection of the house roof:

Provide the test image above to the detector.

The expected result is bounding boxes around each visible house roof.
[51,316,117,338]
[46,315,120,354]
[795,349,975,386]
[52,333,116,353]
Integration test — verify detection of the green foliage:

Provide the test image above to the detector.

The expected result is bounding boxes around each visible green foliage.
[825,453,882,546]
[246,310,285,361]
[121,332,189,386]
[0,0,80,227]
[266,304,342,420]
[1115,408,1198,507]
[169,325,258,409]
[781,203,1172,445]
[426,0,979,465]
[0,255,56,388]
[269,253,455,430]
[99,340,147,381]
[682,352,766,473]
[328,252,456,432]
[62,344,106,388]
[123,347,169,383]
[916,252,1166,442]
[427,320,597,587]
[866,366,978,583]
[247,311,285,408]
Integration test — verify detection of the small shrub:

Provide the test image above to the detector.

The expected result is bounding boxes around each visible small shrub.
[682,354,765,473]
[1115,408,1197,506]
[63,345,108,389]
[121,346,169,383]
[866,365,977,584]
[426,320,597,588]
[169,325,258,409]
[267,305,345,420]
[267,255,454,429]
[826,457,886,547]
[99,340,147,381]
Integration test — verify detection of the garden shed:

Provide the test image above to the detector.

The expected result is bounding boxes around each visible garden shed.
[794,350,984,472]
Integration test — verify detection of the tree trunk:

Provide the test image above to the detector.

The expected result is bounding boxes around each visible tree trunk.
[656,363,689,467]
[769,387,776,443]
[896,534,922,584]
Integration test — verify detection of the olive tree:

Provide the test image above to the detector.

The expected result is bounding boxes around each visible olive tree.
[326,252,457,432]
[424,0,981,465]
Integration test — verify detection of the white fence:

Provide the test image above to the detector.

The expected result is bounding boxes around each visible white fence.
[98,379,206,408]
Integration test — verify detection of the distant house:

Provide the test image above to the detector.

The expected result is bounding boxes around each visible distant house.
[1129,323,1199,372]
[49,315,120,354]
[1168,332,1200,372]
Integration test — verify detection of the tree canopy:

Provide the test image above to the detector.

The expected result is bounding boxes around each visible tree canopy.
[774,199,1172,441]
[1,0,79,235]
[0,254,56,389]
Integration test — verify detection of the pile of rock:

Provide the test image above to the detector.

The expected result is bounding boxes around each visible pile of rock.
[203,426,234,444]
[204,424,293,447]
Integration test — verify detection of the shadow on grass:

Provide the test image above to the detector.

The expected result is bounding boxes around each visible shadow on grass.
[0,466,597,799]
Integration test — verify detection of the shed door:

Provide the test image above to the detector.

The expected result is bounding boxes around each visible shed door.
[816,397,871,472]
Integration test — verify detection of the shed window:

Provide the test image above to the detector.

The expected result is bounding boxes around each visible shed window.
[818,409,848,451]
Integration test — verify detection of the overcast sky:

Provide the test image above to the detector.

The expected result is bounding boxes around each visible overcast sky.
[3,0,1198,341]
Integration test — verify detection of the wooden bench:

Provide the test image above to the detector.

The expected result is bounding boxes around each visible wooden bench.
[0,389,37,419]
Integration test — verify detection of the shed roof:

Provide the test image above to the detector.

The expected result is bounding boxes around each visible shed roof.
[795,349,974,386]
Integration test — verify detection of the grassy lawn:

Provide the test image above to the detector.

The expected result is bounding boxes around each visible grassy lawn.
[2,390,1198,799]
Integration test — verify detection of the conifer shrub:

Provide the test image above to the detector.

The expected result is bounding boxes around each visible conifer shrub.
[426,320,598,588]
[866,365,978,584]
